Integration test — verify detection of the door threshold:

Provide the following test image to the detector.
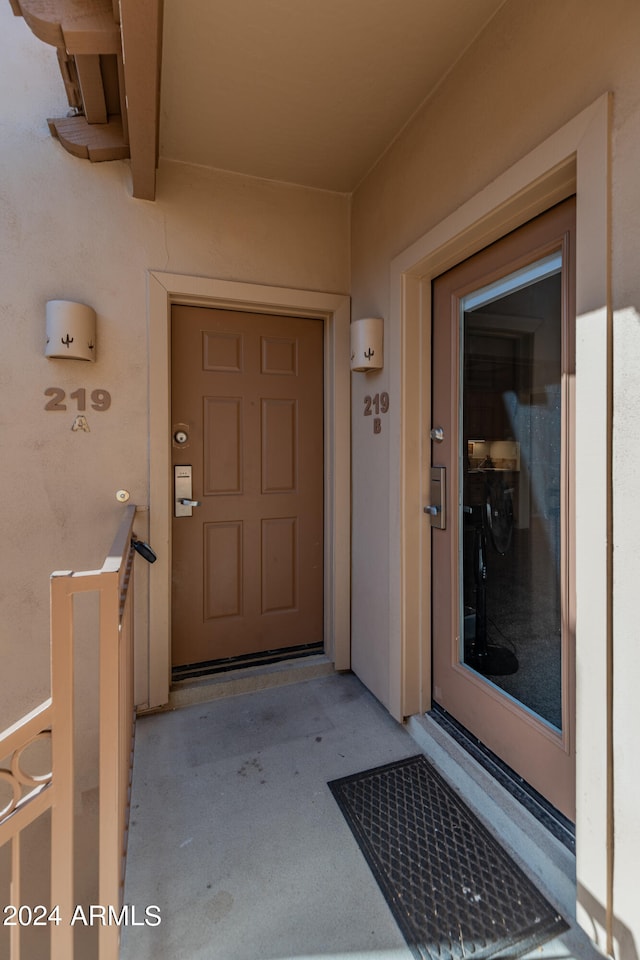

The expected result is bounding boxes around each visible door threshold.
[428,703,575,852]
[172,642,325,683]
[406,709,578,923]
[147,650,334,714]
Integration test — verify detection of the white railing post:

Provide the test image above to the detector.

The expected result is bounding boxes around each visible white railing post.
[49,573,76,960]
[98,568,123,960]
[9,833,20,959]
[98,505,137,960]
[1,505,138,960]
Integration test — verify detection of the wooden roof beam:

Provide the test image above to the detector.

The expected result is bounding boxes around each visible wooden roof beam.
[10,0,163,201]
[119,0,163,200]
[11,0,120,53]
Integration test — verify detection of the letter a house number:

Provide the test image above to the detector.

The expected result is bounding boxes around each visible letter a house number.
[44,387,112,432]
[363,392,389,434]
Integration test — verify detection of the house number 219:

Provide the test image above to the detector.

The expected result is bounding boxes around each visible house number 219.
[363,392,390,434]
[44,387,112,411]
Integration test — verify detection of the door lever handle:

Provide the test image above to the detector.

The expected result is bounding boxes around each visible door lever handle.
[425,467,446,529]
[175,464,199,517]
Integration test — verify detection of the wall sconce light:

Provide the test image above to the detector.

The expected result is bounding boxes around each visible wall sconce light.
[45,300,97,361]
[350,317,383,371]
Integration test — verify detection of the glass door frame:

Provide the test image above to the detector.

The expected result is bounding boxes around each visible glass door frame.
[430,198,576,819]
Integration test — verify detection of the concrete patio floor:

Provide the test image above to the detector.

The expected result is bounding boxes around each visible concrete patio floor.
[120,669,605,960]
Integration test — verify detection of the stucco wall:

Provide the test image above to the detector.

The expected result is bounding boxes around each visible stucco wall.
[0,12,349,727]
[350,0,640,954]
[351,0,639,699]
[3,0,640,954]
[1,12,349,940]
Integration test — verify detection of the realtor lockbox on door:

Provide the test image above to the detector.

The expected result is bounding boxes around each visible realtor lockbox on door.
[174,465,200,517]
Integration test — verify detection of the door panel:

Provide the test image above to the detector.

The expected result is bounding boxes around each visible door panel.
[431,199,576,819]
[203,397,242,494]
[171,306,323,666]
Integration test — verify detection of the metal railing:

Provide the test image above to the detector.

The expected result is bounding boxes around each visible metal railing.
[0,504,138,960]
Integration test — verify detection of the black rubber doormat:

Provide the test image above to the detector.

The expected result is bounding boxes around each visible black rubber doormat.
[328,755,568,960]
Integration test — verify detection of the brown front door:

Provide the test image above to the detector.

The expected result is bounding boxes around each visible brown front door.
[431,199,576,819]
[171,306,324,667]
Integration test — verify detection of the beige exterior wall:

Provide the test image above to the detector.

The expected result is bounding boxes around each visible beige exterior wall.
[1,12,349,935]
[350,0,640,955]
[3,0,640,955]
[0,9,349,747]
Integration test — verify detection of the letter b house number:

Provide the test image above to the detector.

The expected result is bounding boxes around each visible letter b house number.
[363,392,390,435]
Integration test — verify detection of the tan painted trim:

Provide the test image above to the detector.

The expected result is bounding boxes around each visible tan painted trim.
[47,114,129,162]
[13,0,120,51]
[147,273,351,708]
[390,94,610,946]
[74,54,107,123]
[14,0,162,198]
[119,0,163,200]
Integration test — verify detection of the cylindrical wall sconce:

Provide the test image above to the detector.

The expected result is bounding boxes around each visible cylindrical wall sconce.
[350,317,383,371]
[45,300,97,361]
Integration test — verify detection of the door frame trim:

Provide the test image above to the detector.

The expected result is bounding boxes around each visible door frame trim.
[389,94,610,943]
[146,273,351,708]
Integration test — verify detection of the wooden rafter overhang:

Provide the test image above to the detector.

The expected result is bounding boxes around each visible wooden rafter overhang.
[10,0,163,200]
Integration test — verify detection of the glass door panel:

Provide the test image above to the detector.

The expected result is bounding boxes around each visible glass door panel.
[460,255,563,730]
[430,197,575,819]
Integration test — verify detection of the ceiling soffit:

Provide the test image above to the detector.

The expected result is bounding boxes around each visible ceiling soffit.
[11,0,508,198]
[160,0,507,192]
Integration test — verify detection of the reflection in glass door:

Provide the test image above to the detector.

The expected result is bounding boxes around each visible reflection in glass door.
[460,254,563,730]
[430,197,575,818]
